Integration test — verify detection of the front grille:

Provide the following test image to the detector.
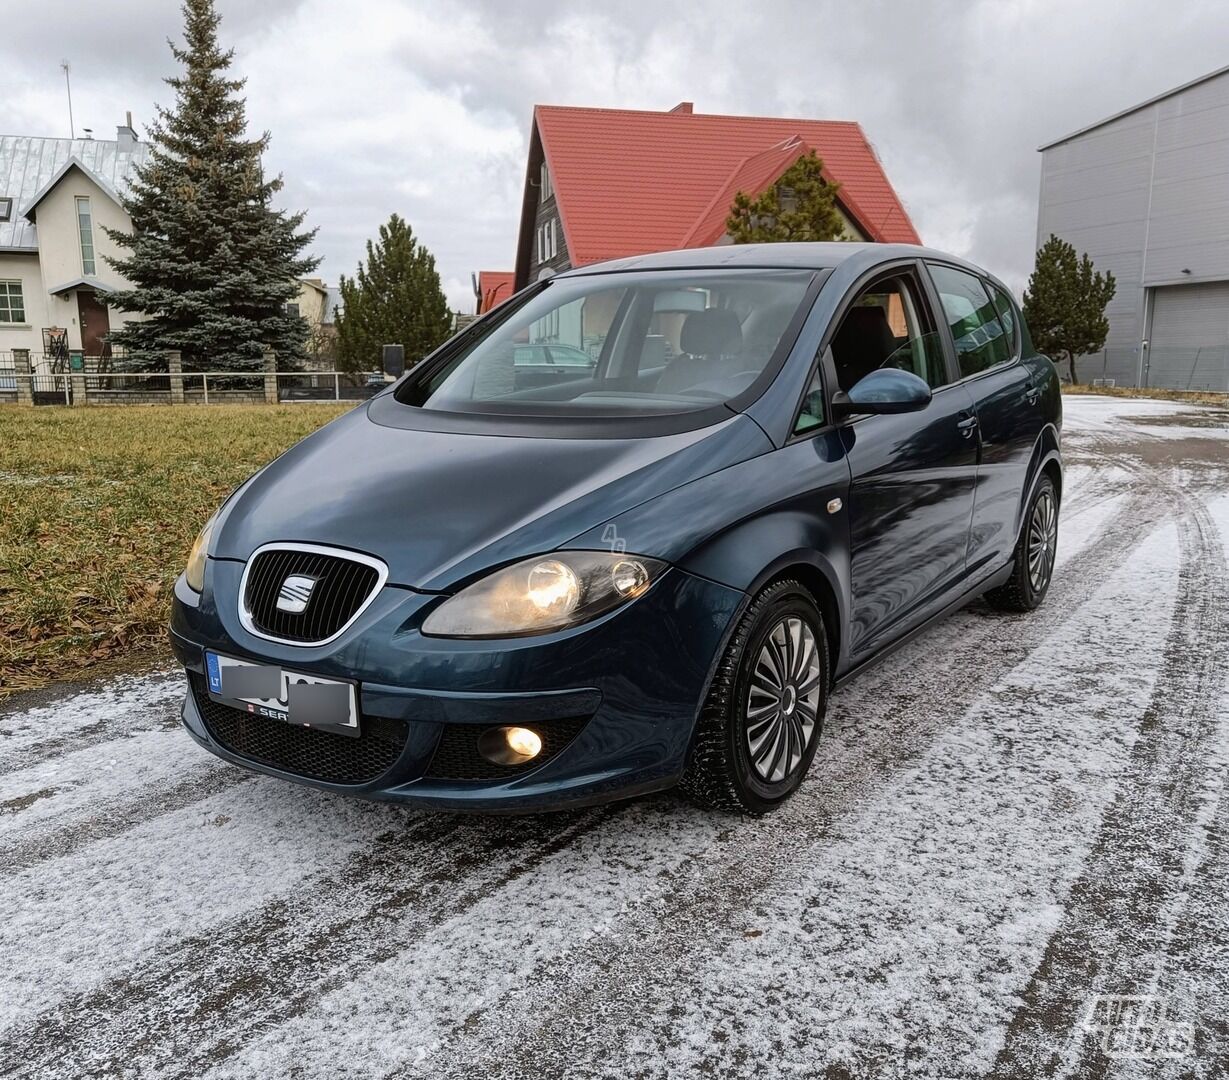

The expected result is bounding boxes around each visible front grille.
[425,717,589,781]
[190,673,406,784]
[243,546,382,644]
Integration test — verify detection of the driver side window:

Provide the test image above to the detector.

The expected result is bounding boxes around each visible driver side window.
[830,274,945,392]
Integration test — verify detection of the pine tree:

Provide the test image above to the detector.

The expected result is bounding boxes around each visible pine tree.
[1023,235,1117,384]
[334,214,452,374]
[105,0,318,370]
[726,151,848,244]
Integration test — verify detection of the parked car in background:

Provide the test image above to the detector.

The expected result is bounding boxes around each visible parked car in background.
[171,243,1061,815]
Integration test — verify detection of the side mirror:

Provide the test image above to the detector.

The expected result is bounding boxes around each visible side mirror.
[832,368,932,417]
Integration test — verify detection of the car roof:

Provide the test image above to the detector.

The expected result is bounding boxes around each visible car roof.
[558,242,992,280]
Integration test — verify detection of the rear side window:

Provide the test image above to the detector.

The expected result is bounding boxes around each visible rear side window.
[988,283,1018,357]
[928,264,1012,378]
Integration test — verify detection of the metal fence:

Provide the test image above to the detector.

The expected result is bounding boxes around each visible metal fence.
[0,364,381,406]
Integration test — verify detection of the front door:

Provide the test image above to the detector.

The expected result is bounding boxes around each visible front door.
[76,291,111,358]
[824,266,978,661]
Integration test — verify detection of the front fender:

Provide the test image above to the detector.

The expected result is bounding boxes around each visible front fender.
[563,429,853,668]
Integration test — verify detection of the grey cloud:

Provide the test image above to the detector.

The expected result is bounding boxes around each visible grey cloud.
[4,0,1229,310]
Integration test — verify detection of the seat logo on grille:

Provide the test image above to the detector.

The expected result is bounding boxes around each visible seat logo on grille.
[276,574,319,614]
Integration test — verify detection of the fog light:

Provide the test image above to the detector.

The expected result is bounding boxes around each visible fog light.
[478,725,543,766]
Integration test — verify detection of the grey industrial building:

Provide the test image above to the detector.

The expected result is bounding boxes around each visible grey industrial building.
[1037,65,1229,389]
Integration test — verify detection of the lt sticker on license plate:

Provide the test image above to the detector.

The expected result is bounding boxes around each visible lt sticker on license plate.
[205,652,359,736]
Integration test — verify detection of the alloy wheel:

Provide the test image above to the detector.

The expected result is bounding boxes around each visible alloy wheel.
[1027,489,1058,592]
[745,616,822,783]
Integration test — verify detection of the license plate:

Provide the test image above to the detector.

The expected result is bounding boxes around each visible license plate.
[204,652,359,736]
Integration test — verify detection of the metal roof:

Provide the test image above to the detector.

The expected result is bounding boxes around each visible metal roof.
[0,135,150,251]
[1038,62,1229,150]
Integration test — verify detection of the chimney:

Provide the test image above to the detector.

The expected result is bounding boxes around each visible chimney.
[669,101,694,114]
[117,111,138,152]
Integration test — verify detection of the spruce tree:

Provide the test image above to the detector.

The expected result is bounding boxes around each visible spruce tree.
[106,0,318,370]
[727,151,848,244]
[1023,235,1117,384]
[334,214,452,374]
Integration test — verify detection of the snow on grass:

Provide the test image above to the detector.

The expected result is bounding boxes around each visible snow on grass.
[0,775,406,1030]
[0,672,183,767]
[610,519,1180,1078]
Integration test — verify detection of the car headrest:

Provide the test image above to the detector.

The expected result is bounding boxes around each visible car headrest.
[681,308,743,356]
[835,306,896,360]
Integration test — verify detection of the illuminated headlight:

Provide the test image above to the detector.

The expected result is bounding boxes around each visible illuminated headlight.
[184,515,216,593]
[421,551,666,638]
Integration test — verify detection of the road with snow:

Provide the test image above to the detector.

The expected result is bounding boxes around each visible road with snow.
[1,395,1226,1079]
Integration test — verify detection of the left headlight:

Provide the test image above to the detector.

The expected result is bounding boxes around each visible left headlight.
[184,515,217,593]
[421,551,667,638]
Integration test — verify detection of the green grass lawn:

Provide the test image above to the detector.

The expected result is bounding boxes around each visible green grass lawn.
[0,403,352,698]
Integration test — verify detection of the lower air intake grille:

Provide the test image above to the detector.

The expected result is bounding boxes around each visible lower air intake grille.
[190,673,406,784]
[242,545,382,644]
[425,717,589,781]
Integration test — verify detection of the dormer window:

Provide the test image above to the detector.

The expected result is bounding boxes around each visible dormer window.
[0,197,12,223]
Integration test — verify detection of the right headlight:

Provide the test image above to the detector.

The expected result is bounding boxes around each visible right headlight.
[421,551,666,638]
[184,514,217,593]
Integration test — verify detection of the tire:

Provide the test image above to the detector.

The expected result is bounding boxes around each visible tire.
[984,474,1058,613]
[680,579,830,815]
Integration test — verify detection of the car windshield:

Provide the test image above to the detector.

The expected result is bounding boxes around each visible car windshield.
[398,269,813,418]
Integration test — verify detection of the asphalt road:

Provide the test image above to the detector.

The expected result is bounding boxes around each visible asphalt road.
[1,395,1226,1079]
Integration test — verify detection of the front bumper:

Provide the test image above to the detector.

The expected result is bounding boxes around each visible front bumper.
[170,559,744,812]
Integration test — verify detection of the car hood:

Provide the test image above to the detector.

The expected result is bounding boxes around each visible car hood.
[212,403,771,591]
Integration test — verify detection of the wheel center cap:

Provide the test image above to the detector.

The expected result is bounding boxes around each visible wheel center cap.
[781,684,797,715]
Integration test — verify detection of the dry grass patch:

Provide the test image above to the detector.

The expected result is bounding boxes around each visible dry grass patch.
[1063,383,1229,407]
[0,403,351,698]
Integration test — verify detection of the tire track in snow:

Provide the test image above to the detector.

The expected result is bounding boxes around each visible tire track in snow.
[0,809,619,1080]
[0,778,411,1033]
[987,486,1228,1079]
[0,673,183,770]
[0,760,251,873]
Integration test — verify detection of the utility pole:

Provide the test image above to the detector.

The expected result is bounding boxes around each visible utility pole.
[60,60,75,139]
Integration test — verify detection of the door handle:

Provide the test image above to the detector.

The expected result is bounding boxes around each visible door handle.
[957,414,979,438]
[1024,386,1042,405]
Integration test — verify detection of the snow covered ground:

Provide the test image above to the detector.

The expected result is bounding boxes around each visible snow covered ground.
[1,394,1226,1079]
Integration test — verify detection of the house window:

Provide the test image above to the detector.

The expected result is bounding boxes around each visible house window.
[76,196,96,276]
[284,303,300,317]
[0,197,12,223]
[537,219,558,264]
[540,162,553,201]
[0,280,25,323]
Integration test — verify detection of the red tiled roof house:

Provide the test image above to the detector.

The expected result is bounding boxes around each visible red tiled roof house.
[476,101,919,297]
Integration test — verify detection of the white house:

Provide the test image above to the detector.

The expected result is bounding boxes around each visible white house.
[0,120,150,362]
[0,120,331,374]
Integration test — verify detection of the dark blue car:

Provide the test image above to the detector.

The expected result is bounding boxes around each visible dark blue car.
[171,243,1061,814]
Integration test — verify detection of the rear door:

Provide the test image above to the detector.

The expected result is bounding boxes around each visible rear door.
[925,264,1044,576]
[825,262,979,662]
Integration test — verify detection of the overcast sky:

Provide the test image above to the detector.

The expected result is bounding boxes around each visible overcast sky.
[5,0,1228,310]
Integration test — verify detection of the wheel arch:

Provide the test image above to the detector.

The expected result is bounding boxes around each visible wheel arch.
[1018,424,1063,539]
